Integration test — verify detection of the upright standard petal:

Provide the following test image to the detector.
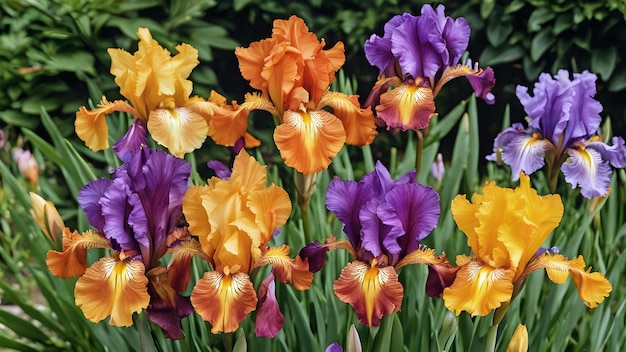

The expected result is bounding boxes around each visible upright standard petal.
[191,271,258,334]
[74,257,150,326]
[334,261,404,326]
[78,178,112,232]
[326,178,375,250]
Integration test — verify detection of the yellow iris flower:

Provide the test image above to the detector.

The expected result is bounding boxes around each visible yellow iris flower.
[442,173,611,317]
[75,27,258,158]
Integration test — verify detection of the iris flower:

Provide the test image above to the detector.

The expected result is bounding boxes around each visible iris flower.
[46,148,194,339]
[487,70,626,198]
[234,15,377,174]
[428,173,611,317]
[300,162,446,326]
[76,27,258,159]
[182,150,313,336]
[364,5,495,131]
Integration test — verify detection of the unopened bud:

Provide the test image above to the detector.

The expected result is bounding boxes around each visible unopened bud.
[29,192,64,242]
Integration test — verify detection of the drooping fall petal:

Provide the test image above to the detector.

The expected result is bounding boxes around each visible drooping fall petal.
[274,109,346,174]
[46,228,110,278]
[75,98,141,151]
[145,266,193,340]
[254,245,313,290]
[532,254,611,308]
[191,271,258,334]
[254,273,285,338]
[375,82,436,131]
[74,257,150,327]
[147,106,209,158]
[334,261,403,326]
[442,259,515,316]
[319,91,377,146]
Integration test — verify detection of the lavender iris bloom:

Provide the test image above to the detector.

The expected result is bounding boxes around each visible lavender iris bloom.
[364,5,495,131]
[487,70,626,198]
[77,147,193,339]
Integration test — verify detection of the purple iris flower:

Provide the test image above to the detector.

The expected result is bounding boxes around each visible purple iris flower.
[300,161,445,326]
[487,70,626,198]
[363,5,495,131]
[77,147,193,339]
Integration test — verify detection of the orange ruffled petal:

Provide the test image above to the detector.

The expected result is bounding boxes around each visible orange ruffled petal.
[442,259,515,316]
[75,98,141,151]
[147,106,209,158]
[375,82,436,131]
[74,257,150,326]
[274,109,346,174]
[532,253,612,308]
[191,271,258,333]
[46,228,110,278]
[319,91,377,146]
[246,185,292,244]
[254,245,313,290]
[334,261,403,326]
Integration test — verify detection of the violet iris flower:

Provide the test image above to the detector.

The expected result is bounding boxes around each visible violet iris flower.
[364,5,495,131]
[48,147,193,339]
[487,70,626,198]
[300,161,447,326]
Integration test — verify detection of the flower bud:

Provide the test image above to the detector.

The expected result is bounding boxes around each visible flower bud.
[29,192,64,242]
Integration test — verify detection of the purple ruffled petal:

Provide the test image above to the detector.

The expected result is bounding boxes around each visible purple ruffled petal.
[423,4,469,66]
[207,160,232,179]
[113,119,148,162]
[516,70,602,150]
[379,183,440,257]
[364,14,407,76]
[100,178,141,252]
[254,273,284,338]
[391,14,441,80]
[78,178,112,232]
[562,145,613,198]
[326,178,374,250]
[358,198,387,258]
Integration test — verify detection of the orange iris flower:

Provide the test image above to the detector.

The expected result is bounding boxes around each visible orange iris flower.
[439,173,612,317]
[234,16,377,174]
[75,27,258,158]
[181,150,313,335]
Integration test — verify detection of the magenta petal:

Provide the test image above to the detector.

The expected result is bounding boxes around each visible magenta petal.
[562,146,612,198]
[78,178,112,232]
[113,119,148,162]
[299,240,329,273]
[146,291,193,340]
[254,273,284,338]
[425,264,458,298]
[466,66,496,104]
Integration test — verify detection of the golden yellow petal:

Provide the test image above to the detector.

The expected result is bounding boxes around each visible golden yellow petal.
[74,257,150,327]
[246,185,292,244]
[147,107,209,157]
[443,260,515,316]
[395,246,448,270]
[506,324,528,352]
[274,109,346,174]
[230,150,267,192]
[75,98,140,151]
[191,271,258,334]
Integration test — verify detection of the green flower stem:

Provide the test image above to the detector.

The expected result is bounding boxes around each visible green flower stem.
[301,202,312,245]
[415,129,424,177]
[224,331,234,352]
[485,324,499,352]
[136,312,155,352]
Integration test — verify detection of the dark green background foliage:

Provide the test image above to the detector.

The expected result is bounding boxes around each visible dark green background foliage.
[1,0,625,145]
